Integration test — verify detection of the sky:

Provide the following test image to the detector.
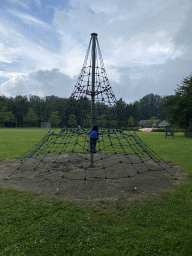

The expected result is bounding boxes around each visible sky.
[0,0,192,103]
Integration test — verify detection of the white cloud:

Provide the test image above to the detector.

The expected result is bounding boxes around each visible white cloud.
[10,11,49,27]
[0,42,17,63]
[0,73,30,96]
[53,0,186,70]
[0,69,74,98]
[0,0,192,103]
[29,68,74,97]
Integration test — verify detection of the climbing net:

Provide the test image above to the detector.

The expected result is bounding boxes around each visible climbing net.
[6,127,173,193]
[61,36,124,128]
[5,33,173,194]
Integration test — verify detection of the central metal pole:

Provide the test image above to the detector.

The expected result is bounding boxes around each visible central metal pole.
[90,33,97,168]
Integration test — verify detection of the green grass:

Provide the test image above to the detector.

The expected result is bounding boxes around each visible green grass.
[0,129,192,255]
[134,131,192,172]
[0,128,47,161]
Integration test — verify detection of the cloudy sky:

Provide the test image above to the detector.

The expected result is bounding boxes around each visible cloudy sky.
[0,0,192,103]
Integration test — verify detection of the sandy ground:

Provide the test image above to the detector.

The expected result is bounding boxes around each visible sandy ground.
[0,153,185,201]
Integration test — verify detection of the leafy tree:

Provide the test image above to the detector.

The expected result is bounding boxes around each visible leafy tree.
[68,115,77,128]
[109,119,118,128]
[148,116,157,127]
[83,114,90,128]
[124,101,141,122]
[97,115,106,127]
[4,111,15,123]
[29,95,42,106]
[51,97,68,116]
[115,98,127,127]
[163,74,192,137]
[127,116,135,127]
[23,108,38,127]
[0,111,6,126]
[29,95,48,125]
[49,111,60,127]
[12,95,29,127]
[115,98,126,115]
[0,106,15,127]
[139,93,166,120]
[45,95,59,104]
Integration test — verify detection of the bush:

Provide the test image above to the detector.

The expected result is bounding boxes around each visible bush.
[124,127,140,131]
[151,128,165,132]
[152,127,186,133]
[174,128,185,133]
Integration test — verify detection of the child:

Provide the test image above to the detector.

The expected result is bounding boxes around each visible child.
[90,124,99,153]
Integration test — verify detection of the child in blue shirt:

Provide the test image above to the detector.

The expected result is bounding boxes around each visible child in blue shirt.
[90,124,99,153]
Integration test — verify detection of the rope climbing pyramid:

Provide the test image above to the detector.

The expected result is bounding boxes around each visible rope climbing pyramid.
[61,33,123,129]
[5,33,174,197]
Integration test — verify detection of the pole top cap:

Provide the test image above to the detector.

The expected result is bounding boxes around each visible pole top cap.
[91,33,98,37]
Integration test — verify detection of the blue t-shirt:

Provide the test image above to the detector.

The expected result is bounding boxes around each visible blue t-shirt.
[90,130,98,138]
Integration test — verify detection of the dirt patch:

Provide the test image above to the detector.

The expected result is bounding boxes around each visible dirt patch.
[0,153,185,201]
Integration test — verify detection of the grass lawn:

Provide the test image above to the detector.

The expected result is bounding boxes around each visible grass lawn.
[0,128,192,255]
[0,128,48,161]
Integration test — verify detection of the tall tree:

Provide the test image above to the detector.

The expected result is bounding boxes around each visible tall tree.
[0,106,15,127]
[139,93,165,120]
[68,115,77,128]
[163,73,192,137]
[83,114,90,128]
[97,114,106,127]
[12,95,29,127]
[23,108,38,127]
[125,101,141,122]
[115,98,127,127]
[127,116,135,127]
[49,111,60,127]
[148,116,157,127]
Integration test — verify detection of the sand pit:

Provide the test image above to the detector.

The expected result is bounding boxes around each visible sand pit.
[0,153,185,201]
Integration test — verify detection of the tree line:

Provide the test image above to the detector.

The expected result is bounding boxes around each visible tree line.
[1,73,191,136]
[0,93,166,128]
[162,73,192,137]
